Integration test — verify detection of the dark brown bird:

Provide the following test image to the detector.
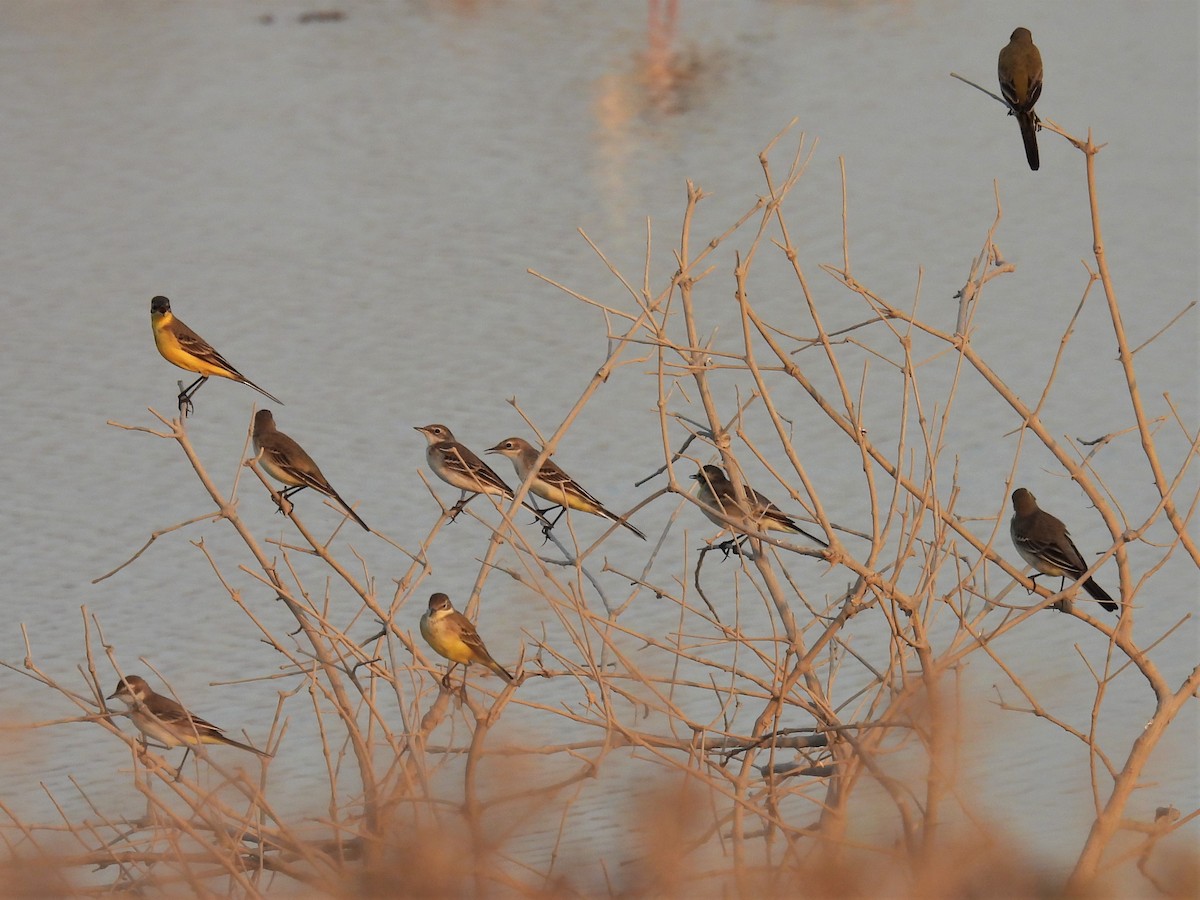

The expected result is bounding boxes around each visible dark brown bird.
[998,27,1043,171]
[1009,488,1117,612]
[252,409,370,531]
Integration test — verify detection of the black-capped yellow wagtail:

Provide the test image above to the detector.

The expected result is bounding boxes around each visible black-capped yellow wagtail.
[691,464,828,552]
[151,295,281,415]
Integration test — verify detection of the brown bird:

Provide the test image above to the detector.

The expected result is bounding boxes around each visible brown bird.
[487,436,646,540]
[1009,488,1118,612]
[691,465,828,550]
[415,424,515,512]
[998,27,1044,171]
[108,674,271,777]
[252,409,370,531]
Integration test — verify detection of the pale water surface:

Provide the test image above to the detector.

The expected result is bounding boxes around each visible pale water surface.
[1,0,1196,885]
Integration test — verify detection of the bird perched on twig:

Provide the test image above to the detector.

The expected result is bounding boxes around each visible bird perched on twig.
[998,27,1043,171]
[419,593,514,685]
[108,674,271,778]
[252,409,369,531]
[487,436,646,540]
[415,424,515,514]
[691,464,828,553]
[1009,488,1118,612]
[150,295,281,415]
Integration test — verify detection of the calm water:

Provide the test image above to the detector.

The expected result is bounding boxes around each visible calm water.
[1,0,1196,885]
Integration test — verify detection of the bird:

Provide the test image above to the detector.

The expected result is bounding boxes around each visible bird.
[998,27,1043,171]
[251,409,370,531]
[150,295,282,415]
[691,465,828,551]
[419,593,514,685]
[486,436,646,540]
[1009,488,1118,612]
[107,675,271,776]
[414,424,516,516]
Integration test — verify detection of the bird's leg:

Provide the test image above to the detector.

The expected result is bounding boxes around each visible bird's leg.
[137,736,171,755]
[271,489,304,518]
[449,491,477,521]
[523,502,553,529]
[173,747,193,781]
[716,535,749,559]
[540,506,566,540]
[177,375,208,417]
[440,662,459,689]
[273,485,305,516]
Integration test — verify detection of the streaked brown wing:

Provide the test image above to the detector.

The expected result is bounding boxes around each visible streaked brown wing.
[172,320,246,379]
[540,459,601,506]
[441,444,513,495]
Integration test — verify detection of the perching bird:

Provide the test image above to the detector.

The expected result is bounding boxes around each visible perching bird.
[150,295,282,415]
[998,26,1043,171]
[415,424,515,514]
[107,675,271,776]
[251,409,370,531]
[419,592,513,684]
[1009,488,1118,612]
[691,465,828,549]
[487,436,646,540]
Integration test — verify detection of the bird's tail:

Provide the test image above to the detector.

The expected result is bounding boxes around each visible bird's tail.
[598,505,647,540]
[242,378,283,405]
[1082,577,1118,613]
[329,490,371,532]
[618,518,647,541]
[486,659,515,683]
[772,512,829,549]
[215,734,273,758]
[1017,110,1040,171]
[789,523,830,549]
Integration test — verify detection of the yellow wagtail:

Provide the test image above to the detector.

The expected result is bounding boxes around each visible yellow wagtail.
[419,592,513,685]
[487,436,646,540]
[150,295,282,415]
[108,674,271,777]
[415,424,515,513]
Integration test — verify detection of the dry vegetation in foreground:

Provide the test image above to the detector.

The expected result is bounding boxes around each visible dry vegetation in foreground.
[2,118,1197,897]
